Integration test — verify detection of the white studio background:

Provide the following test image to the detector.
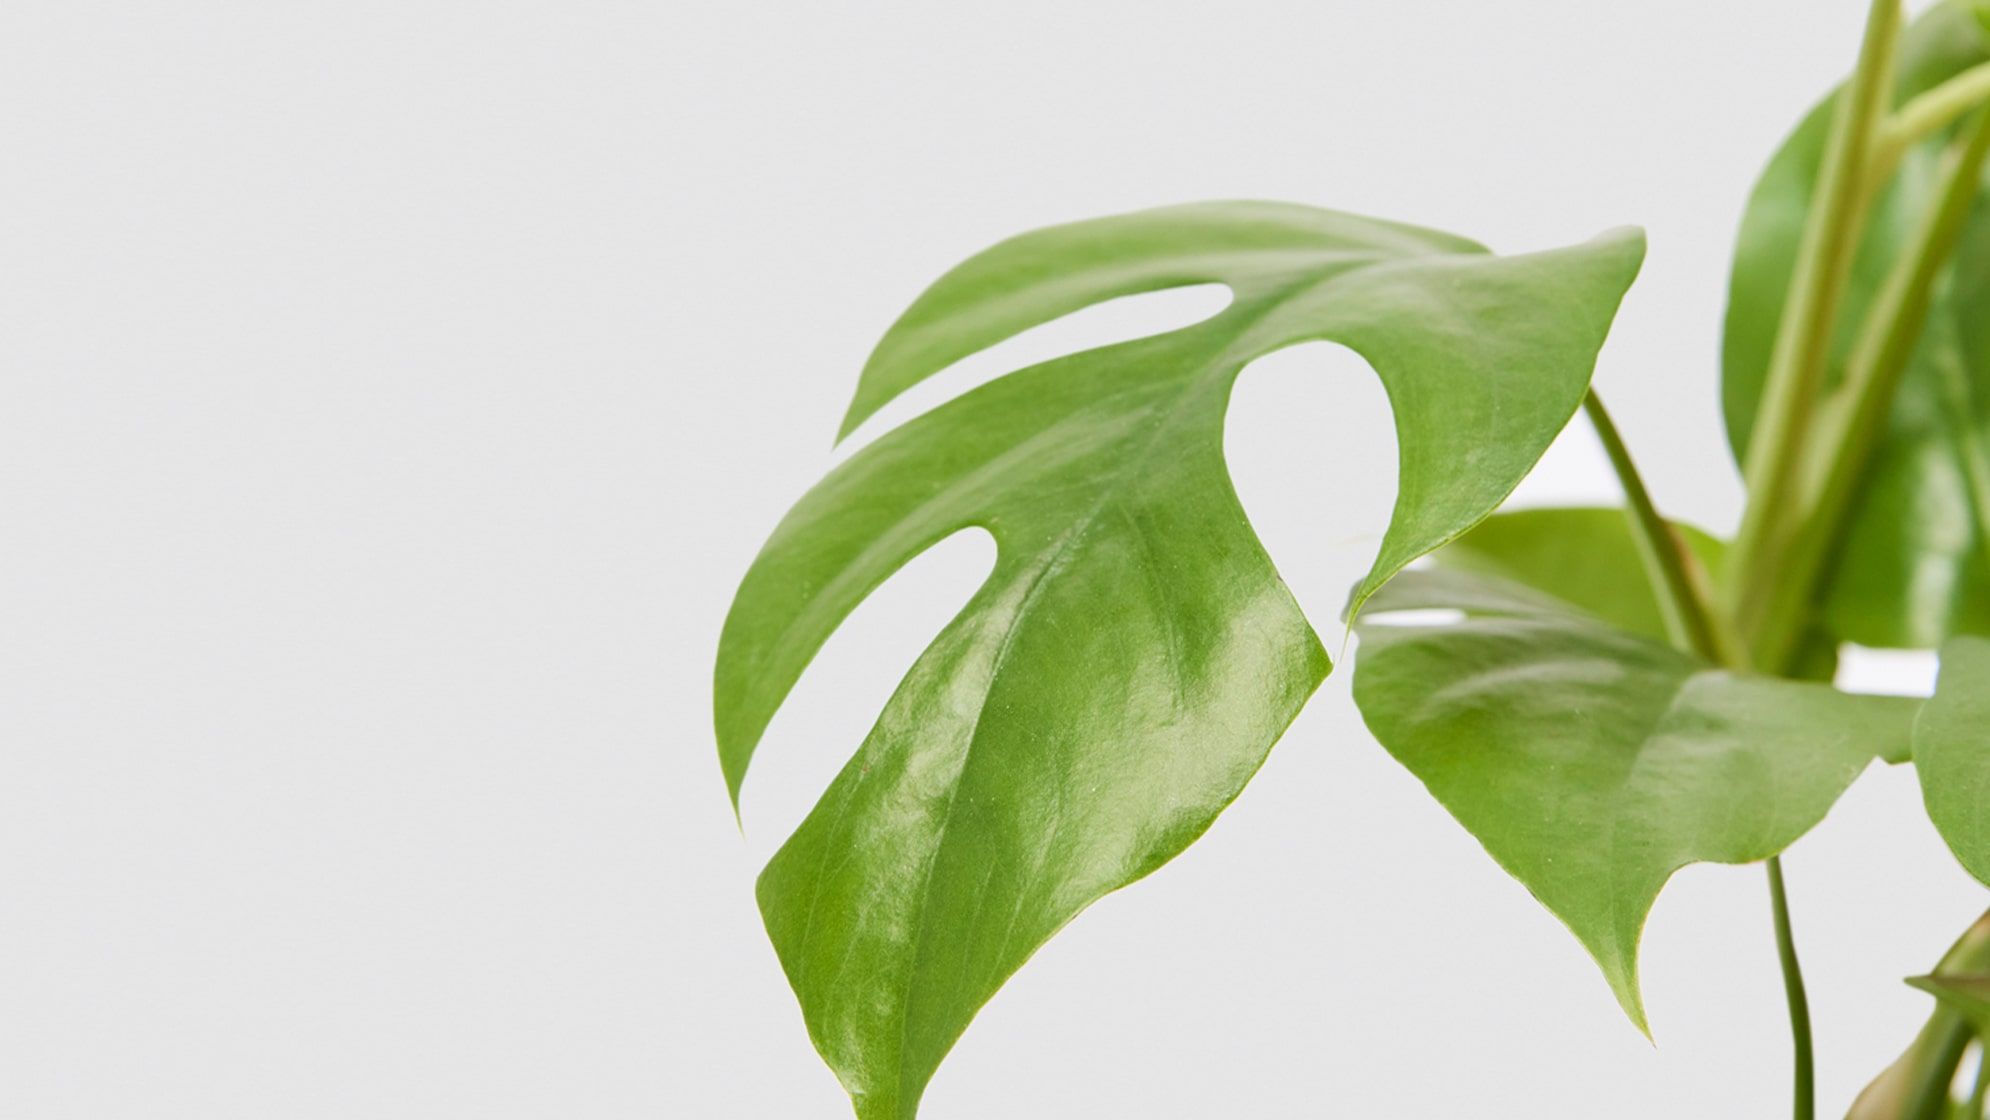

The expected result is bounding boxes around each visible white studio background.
[2,1,1982,1116]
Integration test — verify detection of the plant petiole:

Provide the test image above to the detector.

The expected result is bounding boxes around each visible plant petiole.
[1873,58,1990,183]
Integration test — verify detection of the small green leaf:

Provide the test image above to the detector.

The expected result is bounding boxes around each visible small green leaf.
[1351,568,1920,1032]
[1429,505,1726,643]
[1906,973,1990,1033]
[1724,0,1990,648]
[717,202,1644,1118]
[1914,637,1990,886]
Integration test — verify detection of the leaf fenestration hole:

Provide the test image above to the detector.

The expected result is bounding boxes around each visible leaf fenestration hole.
[1356,607,1467,630]
[1834,644,1940,698]
[834,283,1233,459]
[1225,339,1398,634]
[738,526,997,859]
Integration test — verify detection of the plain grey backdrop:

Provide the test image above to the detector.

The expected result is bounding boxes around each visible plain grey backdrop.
[3,0,1984,1115]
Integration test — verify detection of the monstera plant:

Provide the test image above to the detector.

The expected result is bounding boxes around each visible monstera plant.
[716,2,1990,1116]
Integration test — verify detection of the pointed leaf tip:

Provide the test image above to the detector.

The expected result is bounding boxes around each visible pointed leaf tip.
[1353,567,1914,1033]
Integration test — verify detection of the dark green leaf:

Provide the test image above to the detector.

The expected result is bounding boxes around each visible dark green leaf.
[1351,568,1919,1031]
[1724,0,1990,648]
[1914,637,1990,886]
[716,202,1644,1119]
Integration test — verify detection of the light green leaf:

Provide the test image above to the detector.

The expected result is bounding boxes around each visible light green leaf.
[716,201,1644,1119]
[1351,568,1919,1031]
[1429,505,1727,643]
[1724,0,1990,648]
[1914,637,1990,886]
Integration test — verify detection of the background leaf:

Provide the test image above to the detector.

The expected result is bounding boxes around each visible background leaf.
[1426,506,1842,680]
[1723,1,1990,648]
[1351,568,1920,1031]
[1427,505,1726,643]
[1915,637,1990,886]
[716,202,1643,1119]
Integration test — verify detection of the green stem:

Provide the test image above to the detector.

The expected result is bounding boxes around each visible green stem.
[1745,107,1990,670]
[1726,0,1901,658]
[1767,857,1815,1120]
[1583,390,1809,1116]
[1968,1045,1990,1119]
[1582,392,1732,663]
[1874,59,1990,182]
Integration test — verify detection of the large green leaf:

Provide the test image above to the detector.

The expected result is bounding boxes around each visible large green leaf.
[1915,636,1990,886]
[1723,0,1990,648]
[1429,505,1727,644]
[715,202,1644,1119]
[1350,567,1920,1031]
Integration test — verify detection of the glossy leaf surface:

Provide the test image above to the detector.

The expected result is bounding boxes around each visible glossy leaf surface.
[716,202,1644,1119]
[1724,1,1990,647]
[1915,637,1990,886]
[1351,568,1919,1030]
